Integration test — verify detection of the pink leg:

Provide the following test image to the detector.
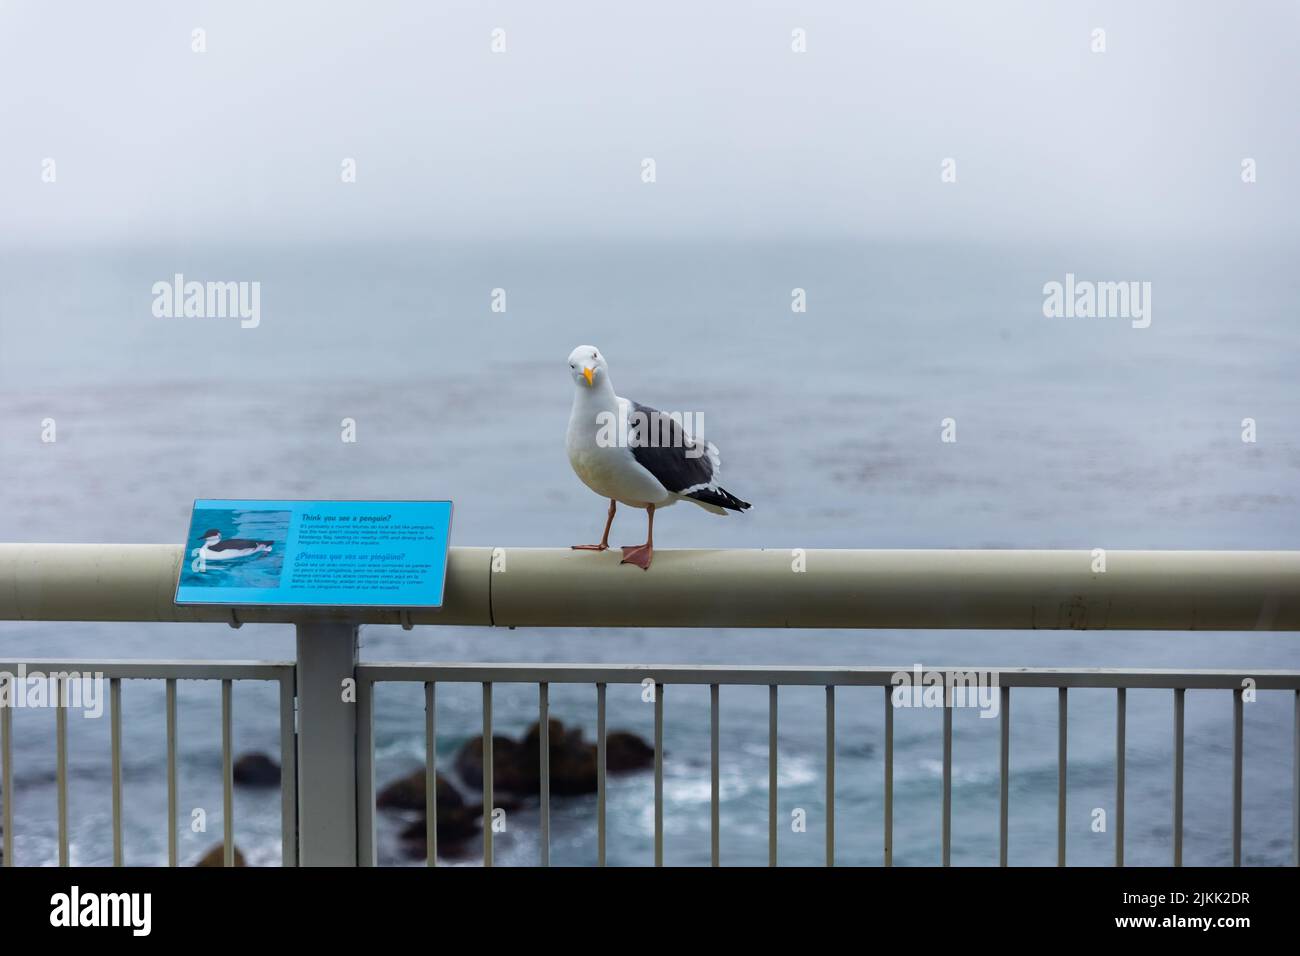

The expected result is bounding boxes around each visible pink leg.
[572,499,616,551]
[620,504,655,570]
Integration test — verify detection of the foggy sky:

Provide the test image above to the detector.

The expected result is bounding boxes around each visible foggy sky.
[2,0,1296,243]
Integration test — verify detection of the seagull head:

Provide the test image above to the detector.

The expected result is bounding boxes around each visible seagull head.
[568,345,608,389]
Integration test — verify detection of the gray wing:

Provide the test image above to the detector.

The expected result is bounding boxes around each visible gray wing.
[628,402,714,494]
[628,402,750,512]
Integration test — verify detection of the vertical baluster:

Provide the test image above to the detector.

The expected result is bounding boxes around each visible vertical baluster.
[1232,688,1243,867]
[425,682,437,867]
[1,674,13,867]
[884,685,894,867]
[166,678,177,867]
[1173,687,1184,867]
[1057,687,1067,867]
[111,677,122,866]
[942,690,952,867]
[596,682,606,867]
[710,683,719,867]
[1115,688,1126,867]
[999,685,1010,867]
[539,682,550,867]
[768,685,778,867]
[57,676,68,867]
[654,682,664,866]
[222,679,233,867]
[482,682,493,868]
[826,685,835,867]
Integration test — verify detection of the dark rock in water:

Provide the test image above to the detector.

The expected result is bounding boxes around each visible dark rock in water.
[378,769,522,861]
[398,805,484,859]
[606,731,655,772]
[376,770,463,812]
[196,843,247,867]
[386,718,652,862]
[232,752,280,787]
[455,718,653,797]
[523,718,597,795]
[454,734,533,793]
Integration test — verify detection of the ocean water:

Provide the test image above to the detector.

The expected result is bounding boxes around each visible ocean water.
[0,239,1297,866]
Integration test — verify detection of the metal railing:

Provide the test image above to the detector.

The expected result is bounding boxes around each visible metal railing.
[0,660,296,867]
[2,544,1299,866]
[357,663,1300,867]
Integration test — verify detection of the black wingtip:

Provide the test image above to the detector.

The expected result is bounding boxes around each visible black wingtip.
[687,487,752,513]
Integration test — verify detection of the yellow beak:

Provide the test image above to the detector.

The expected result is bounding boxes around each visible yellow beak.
[583,366,594,386]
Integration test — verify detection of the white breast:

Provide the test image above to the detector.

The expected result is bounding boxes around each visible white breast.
[567,394,670,507]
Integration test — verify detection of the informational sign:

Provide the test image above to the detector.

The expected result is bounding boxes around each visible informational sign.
[175,499,453,608]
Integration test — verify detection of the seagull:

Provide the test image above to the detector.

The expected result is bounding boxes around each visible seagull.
[196,529,274,561]
[565,344,751,569]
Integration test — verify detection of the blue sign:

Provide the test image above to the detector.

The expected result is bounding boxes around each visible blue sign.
[175,499,453,608]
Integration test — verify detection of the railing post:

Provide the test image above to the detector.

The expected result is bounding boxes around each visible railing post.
[295,621,359,866]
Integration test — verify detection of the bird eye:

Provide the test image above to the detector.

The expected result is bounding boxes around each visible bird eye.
[591,352,597,359]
